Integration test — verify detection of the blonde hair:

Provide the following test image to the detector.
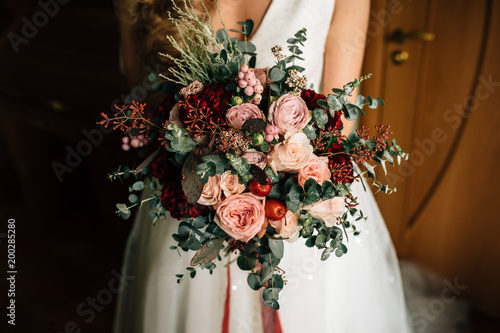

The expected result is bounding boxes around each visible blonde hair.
[116,0,216,71]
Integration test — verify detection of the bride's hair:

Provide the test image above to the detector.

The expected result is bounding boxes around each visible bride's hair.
[117,0,215,70]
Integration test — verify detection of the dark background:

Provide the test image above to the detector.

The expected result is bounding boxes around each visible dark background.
[0,1,136,332]
[1,1,500,333]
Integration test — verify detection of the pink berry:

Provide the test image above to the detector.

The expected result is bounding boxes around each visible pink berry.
[238,79,248,88]
[244,73,252,82]
[271,126,280,135]
[249,78,257,86]
[121,144,130,151]
[253,93,262,104]
[265,134,274,142]
[254,84,264,94]
[244,86,254,96]
[248,68,255,75]
[122,136,129,144]
[143,138,149,145]
[265,125,274,134]
[255,79,261,85]
[131,138,140,148]
[237,71,245,80]
[137,134,145,141]
[240,64,249,73]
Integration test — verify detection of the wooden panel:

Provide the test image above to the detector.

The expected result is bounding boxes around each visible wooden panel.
[407,0,500,317]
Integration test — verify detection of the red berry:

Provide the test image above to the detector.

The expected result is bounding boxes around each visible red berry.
[249,177,272,197]
[265,199,287,221]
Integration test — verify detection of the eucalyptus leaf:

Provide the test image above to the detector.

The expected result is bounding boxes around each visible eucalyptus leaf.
[181,152,204,204]
[190,238,224,266]
[269,67,286,82]
[268,239,284,259]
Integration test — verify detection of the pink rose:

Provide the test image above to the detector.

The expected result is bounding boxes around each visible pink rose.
[225,103,264,130]
[220,170,246,197]
[197,175,222,207]
[297,154,332,188]
[267,132,314,173]
[303,197,345,227]
[242,149,267,169]
[215,193,266,242]
[268,94,310,134]
[268,210,301,243]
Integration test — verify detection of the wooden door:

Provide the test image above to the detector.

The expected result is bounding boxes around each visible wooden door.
[362,0,500,317]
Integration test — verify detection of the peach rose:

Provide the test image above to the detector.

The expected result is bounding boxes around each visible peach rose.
[215,193,266,242]
[267,132,314,173]
[197,175,222,207]
[268,210,301,243]
[225,103,264,130]
[297,154,332,188]
[268,94,310,134]
[242,149,267,169]
[220,170,246,197]
[303,197,345,227]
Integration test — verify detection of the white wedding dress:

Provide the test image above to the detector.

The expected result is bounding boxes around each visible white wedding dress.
[114,1,413,332]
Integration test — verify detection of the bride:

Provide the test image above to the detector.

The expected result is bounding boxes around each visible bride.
[114,0,413,332]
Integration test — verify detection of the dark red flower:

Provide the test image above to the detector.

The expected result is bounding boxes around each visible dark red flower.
[177,83,232,137]
[301,89,325,110]
[150,149,173,180]
[326,142,354,184]
[160,174,210,220]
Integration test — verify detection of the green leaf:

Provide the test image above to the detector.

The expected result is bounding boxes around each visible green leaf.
[376,97,385,106]
[227,153,253,183]
[237,255,257,271]
[269,67,286,82]
[321,181,337,200]
[302,124,317,140]
[286,185,304,213]
[128,194,139,204]
[343,84,353,96]
[321,248,333,261]
[315,234,327,248]
[355,95,366,107]
[343,103,360,120]
[216,29,229,43]
[268,239,284,259]
[313,108,328,129]
[190,238,224,266]
[236,40,257,53]
[247,273,262,290]
[270,83,281,94]
[239,19,254,37]
[132,181,144,191]
[181,152,204,204]
[304,181,321,206]
[327,94,342,111]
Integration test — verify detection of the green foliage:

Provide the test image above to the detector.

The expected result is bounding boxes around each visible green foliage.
[226,153,253,183]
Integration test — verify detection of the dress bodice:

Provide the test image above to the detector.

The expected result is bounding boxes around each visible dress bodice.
[251,0,335,90]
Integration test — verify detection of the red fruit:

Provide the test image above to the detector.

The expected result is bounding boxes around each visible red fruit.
[265,199,287,221]
[249,177,272,197]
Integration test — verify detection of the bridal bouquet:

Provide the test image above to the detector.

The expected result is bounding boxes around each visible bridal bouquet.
[102,5,406,309]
